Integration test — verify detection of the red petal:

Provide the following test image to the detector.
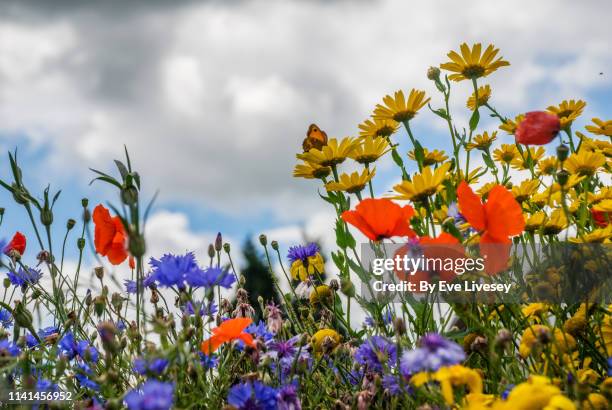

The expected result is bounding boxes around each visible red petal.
[457,181,486,231]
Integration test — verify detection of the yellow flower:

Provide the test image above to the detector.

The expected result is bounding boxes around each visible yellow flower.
[593,199,612,212]
[578,134,612,157]
[547,99,586,129]
[522,303,549,320]
[525,211,547,232]
[564,149,605,176]
[591,187,612,205]
[563,304,589,335]
[407,148,448,166]
[599,307,612,356]
[467,131,497,151]
[309,284,333,306]
[474,182,499,198]
[544,395,577,410]
[519,325,576,358]
[504,376,569,410]
[512,180,540,203]
[392,162,451,202]
[462,393,498,410]
[582,393,608,410]
[434,365,483,405]
[349,136,390,164]
[537,157,559,176]
[373,89,430,122]
[499,114,525,134]
[311,328,341,353]
[358,118,400,138]
[585,118,612,137]
[466,84,492,110]
[293,161,332,179]
[511,147,545,170]
[551,174,585,192]
[569,225,612,243]
[543,209,569,235]
[493,144,520,165]
[325,168,375,194]
[296,137,358,167]
[290,253,324,281]
[440,43,510,82]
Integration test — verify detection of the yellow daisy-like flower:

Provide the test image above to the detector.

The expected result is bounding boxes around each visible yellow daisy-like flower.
[551,174,585,192]
[493,144,520,165]
[325,168,375,194]
[373,89,430,122]
[349,136,390,164]
[591,187,612,205]
[593,199,612,212]
[477,182,499,197]
[433,365,483,405]
[578,134,612,157]
[309,284,333,306]
[311,328,341,353]
[547,99,586,129]
[407,148,448,166]
[392,162,451,202]
[512,180,540,203]
[537,157,559,176]
[583,393,608,410]
[502,376,574,410]
[466,131,497,151]
[522,303,549,320]
[499,114,525,135]
[293,161,332,179]
[440,43,510,82]
[358,118,399,139]
[519,325,576,358]
[585,118,612,137]
[511,147,545,170]
[563,304,589,335]
[466,84,492,110]
[564,149,606,176]
[570,225,612,243]
[525,211,547,232]
[543,209,569,235]
[290,253,325,281]
[600,309,612,356]
[296,137,358,167]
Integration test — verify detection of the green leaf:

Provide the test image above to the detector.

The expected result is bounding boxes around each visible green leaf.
[391,149,404,168]
[114,160,129,180]
[413,139,425,165]
[469,109,480,131]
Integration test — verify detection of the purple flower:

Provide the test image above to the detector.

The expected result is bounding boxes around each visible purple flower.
[199,353,218,370]
[25,326,59,348]
[287,243,319,264]
[7,267,43,286]
[277,383,301,410]
[0,339,21,356]
[189,267,235,289]
[608,357,611,376]
[184,301,218,317]
[364,310,393,327]
[75,362,99,391]
[124,380,174,410]
[382,375,411,396]
[149,253,234,289]
[227,381,277,410]
[36,378,59,392]
[400,333,465,376]
[133,358,169,375]
[59,331,98,362]
[0,307,13,328]
[124,279,138,294]
[354,336,397,373]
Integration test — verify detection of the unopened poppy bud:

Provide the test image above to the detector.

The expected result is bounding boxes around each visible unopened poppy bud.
[556,144,569,162]
[207,244,215,258]
[340,278,355,297]
[66,219,76,230]
[556,170,569,187]
[81,198,89,208]
[77,238,86,250]
[271,241,279,251]
[239,275,246,286]
[2,278,10,289]
[427,66,441,81]
[223,243,231,253]
[129,234,146,258]
[215,232,223,252]
[94,266,104,280]
[393,317,406,336]
[259,234,267,246]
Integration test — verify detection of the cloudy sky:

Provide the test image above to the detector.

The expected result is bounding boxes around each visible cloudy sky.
[0,0,610,271]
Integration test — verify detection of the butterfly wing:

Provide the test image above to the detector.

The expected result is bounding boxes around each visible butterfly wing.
[484,185,525,240]
[303,124,328,152]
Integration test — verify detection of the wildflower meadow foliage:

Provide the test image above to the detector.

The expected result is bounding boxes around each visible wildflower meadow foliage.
[0,43,611,409]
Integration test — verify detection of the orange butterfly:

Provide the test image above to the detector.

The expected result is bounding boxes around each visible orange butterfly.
[457,181,525,274]
[302,123,328,152]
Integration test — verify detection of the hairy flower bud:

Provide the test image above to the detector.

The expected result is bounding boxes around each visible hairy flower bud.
[207,244,215,258]
[215,232,223,252]
[271,240,279,251]
[259,234,267,246]
[67,219,76,230]
[427,66,441,81]
[77,238,86,251]
[121,185,139,205]
[223,243,231,253]
[94,266,104,280]
[81,198,89,208]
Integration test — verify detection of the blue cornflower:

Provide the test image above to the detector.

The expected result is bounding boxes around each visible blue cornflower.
[59,331,99,362]
[287,243,319,264]
[36,378,59,392]
[608,357,611,376]
[149,253,233,289]
[199,353,218,370]
[0,307,13,328]
[267,336,311,380]
[227,381,277,410]
[133,357,169,375]
[382,375,411,396]
[7,267,43,286]
[354,336,397,373]
[116,320,127,332]
[184,301,218,317]
[277,383,301,410]
[247,321,275,341]
[124,380,175,410]
[194,267,235,288]
[25,326,60,348]
[75,362,99,391]
[501,384,514,400]
[364,310,393,328]
[124,279,137,294]
[400,333,465,376]
[0,339,21,356]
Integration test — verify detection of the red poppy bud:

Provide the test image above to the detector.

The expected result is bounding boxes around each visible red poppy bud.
[515,111,560,145]
[4,232,26,256]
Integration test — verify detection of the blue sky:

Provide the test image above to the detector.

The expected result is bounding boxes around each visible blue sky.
[1,0,611,271]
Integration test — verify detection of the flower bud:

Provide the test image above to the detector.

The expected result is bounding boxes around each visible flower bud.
[223,243,231,253]
[0,208,4,216]
[40,207,53,226]
[427,66,441,81]
[121,186,139,205]
[13,301,33,329]
[12,184,30,205]
[556,170,569,187]
[67,219,76,230]
[340,278,355,297]
[81,198,89,208]
[94,266,104,280]
[77,238,86,251]
[111,293,123,311]
[215,232,223,252]
[94,296,106,317]
[207,244,215,258]
[329,279,339,291]
[556,144,570,162]
[393,317,406,336]
[259,234,267,246]
[129,234,146,258]
[31,289,41,299]
[271,241,279,251]
[3,278,11,289]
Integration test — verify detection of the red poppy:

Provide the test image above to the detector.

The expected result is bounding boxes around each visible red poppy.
[341,198,416,241]
[201,317,255,354]
[515,111,560,145]
[4,232,26,256]
[591,209,610,227]
[457,181,525,274]
[93,204,128,265]
[129,256,136,270]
